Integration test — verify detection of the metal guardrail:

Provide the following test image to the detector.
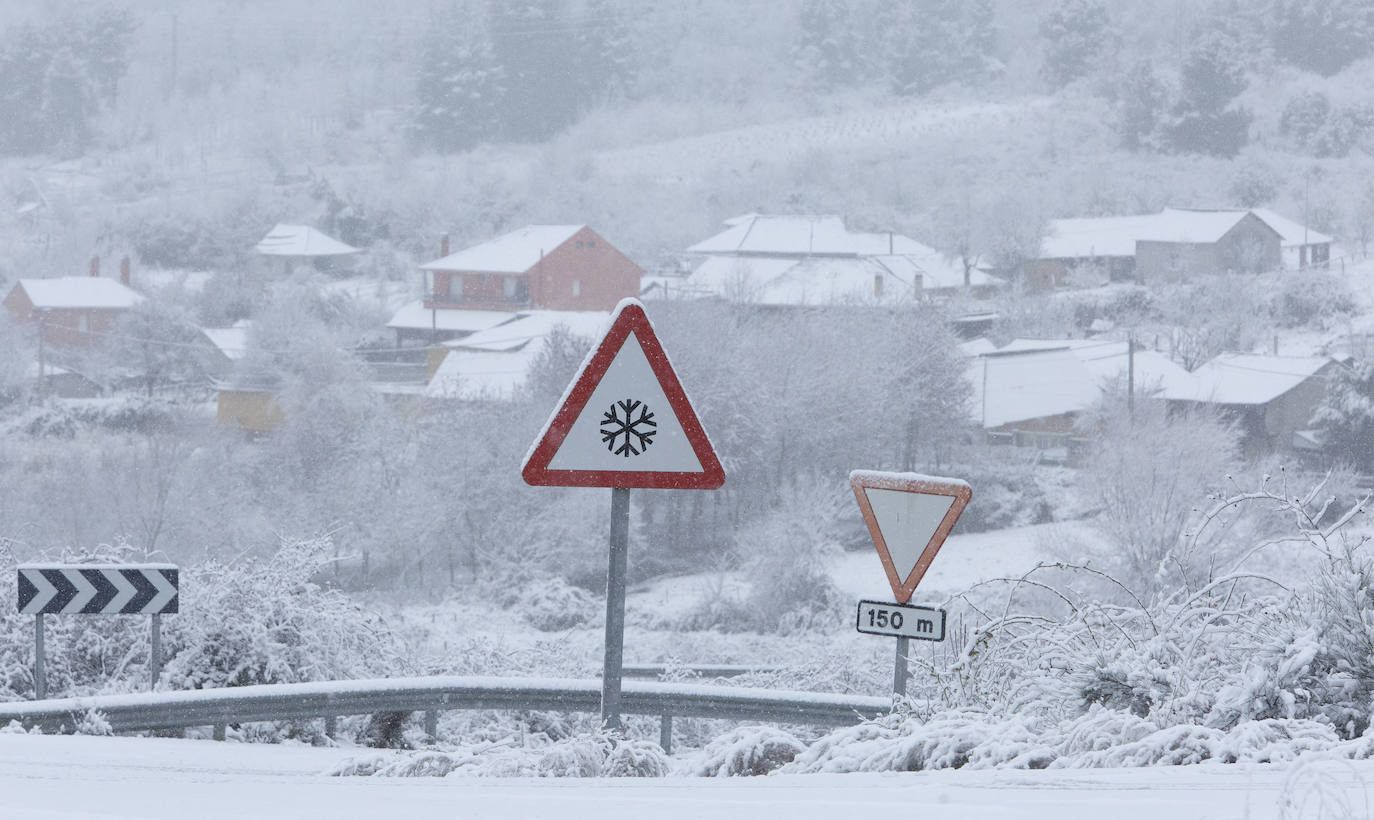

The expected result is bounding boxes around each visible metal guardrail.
[0,676,891,751]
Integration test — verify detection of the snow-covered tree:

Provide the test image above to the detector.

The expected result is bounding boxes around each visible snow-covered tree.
[1268,0,1374,77]
[0,7,137,155]
[794,0,863,89]
[1038,0,1117,89]
[1080,395,1241,597]
[1310,360,1374,473]
[1165,28,1251,157]
[411,1,504,153]
[884,0,998,96]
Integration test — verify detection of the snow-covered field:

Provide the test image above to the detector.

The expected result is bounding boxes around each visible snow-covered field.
[0,733,1369,820]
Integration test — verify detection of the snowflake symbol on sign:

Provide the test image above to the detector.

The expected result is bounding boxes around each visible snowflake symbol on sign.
[600,398,657,457]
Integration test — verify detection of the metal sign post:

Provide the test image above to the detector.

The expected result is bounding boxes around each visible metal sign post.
[601,487,631,728]
[523,299,725,731]
[33,614,45,700]
[18,564,179,699]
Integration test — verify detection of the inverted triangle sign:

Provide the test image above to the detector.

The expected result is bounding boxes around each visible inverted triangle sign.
[522,298,725,490]
[850,470,972,603]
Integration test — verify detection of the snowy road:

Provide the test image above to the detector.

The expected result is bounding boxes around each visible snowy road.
[1,734,1369,819]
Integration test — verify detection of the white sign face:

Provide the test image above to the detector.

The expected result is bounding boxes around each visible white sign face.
[855,600,946,641]
[546,334,706,474]
[864,488,956,581]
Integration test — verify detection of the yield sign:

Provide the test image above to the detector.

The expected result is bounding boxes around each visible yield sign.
[850,471,972,603]
[522,298,725,490]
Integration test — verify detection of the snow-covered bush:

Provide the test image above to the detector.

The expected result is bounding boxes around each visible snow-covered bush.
[161,537,405,691]
[602,738,670,777]
[520,577,599,632]
[689,726,806,776]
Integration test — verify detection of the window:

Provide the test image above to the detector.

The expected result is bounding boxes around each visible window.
[588,240,596,247]
[503,277,517,298]
[78,313,89,333]
[575,240,584,248]
[572,279,581,298]
[451,275,464,299]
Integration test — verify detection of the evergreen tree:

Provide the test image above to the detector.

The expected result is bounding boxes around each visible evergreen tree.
[0,7,137,156]
[1310,360,1374,472]
[1165,28,1251,157]
[411,2,504,153]
[572,0,638,105]
[1117,60,1166,151]
[1038,0,1116,89]
[885,0,997,96]
[489,0,583,141]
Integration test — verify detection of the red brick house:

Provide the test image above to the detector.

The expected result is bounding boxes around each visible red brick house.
[3,257,143,347]
[423,224,640,310]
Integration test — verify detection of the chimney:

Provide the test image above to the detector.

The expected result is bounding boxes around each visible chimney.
[440,233,450,257]
[89,256,100,277]
[120,256,131,287]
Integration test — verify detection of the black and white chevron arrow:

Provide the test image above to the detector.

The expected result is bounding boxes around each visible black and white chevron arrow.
[17,566,178,615]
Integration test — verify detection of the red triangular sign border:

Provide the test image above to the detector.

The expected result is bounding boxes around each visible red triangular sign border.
[522,299,725,490]
[850,471,972,603]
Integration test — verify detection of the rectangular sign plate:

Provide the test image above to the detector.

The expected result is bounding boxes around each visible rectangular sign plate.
[856,599,946,641]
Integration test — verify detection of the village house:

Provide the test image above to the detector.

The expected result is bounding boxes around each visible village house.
[3,256,143,347]
[966,338,1194,463]
[254,223,359,273]
[1024,208,1317,290]
[387,225,642,345]
[657,213,1000,306]
[425,311,610,402]
[1159,353,1338,459]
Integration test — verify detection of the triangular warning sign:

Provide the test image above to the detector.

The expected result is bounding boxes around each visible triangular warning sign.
[522,299,725,490]
[850,471,971,603]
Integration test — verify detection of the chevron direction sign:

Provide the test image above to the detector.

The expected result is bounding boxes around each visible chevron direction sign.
[17,565,179,615]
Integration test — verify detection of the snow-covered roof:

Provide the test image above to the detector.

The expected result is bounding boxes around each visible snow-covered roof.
[687,214,930,256]
[1160,354,1333,405]
[966,340,1194,428]
[1038,208,1309,260]
[200,320,252,361]
[427,311,609,401]
[677,250,994,307]
[1249,208,1333,247]
[254,224,359,257]
[385,300,521,333]
[16,277,144,310]
[420,225,585,273]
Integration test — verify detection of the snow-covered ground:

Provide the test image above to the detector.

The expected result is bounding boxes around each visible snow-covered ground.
[0,733,1369,819]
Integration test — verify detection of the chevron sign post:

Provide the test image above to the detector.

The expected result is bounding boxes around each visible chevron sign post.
[18,565,179,699]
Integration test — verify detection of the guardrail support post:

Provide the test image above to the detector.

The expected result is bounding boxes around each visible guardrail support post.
[424,710,438,740]
[213,723,225,741]
[659,714,672,754]
[33,614,45,701]
[325,716,337,740]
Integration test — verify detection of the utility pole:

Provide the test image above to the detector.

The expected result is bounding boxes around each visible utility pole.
[1127,333,1135,420]
[36,313,46,402]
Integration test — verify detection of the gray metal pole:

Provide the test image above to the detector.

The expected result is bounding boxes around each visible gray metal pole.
[149,614,162,691]
[893,636,910,698]
[34,615,45,700]
[601,487,631,730]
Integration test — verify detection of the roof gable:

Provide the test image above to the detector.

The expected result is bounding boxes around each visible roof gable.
[421,225,585,273]
[255,224,359,256]
[688,214,928,256]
